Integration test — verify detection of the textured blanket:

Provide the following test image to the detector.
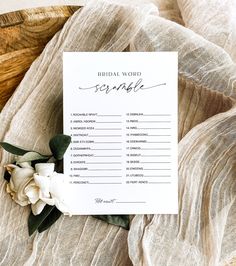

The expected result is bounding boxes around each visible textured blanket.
[0,0,236,265]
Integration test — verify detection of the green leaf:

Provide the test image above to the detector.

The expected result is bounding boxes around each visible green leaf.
[0,142,29,156]
[28,205,54,236]
[17,151,49,163]
[92,215,130,230]
[49,134,71,160]
[28,205,62,236]
[38,208,62,233]
[54,160,63,173]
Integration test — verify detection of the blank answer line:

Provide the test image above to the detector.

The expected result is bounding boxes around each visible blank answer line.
[147,135,171,136]
[148,182,171,184]
[144,175,171,177]
[141,155,171,157]
[116,201,146,203]
[96,122,122,123]
[90,182,122,184]
[86,162,122,164]
[145,141,171,143]
[95,128,122,130]
[88,169,122,171]
[142,114,171,116]
[140,162,171,163]
[78,176,122,178]
[137,128,171,130]
[141,148,171,150]
[90,148,122,151]
[94,155,122,157]
[89,135,122,137]
[97,115,122,117]
[94,142,122,144]
[144,169,171,170]
[138,121,171,123]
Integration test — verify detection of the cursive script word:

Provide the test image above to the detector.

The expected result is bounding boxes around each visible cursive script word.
[78,78,166,94]
[95,198,117,204]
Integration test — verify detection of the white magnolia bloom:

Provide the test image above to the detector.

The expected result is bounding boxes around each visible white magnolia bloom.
[5,162,35,206]
[5,161,70,216]
[32,163,70,215]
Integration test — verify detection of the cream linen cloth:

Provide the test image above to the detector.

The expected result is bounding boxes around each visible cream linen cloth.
[0,0,236,265]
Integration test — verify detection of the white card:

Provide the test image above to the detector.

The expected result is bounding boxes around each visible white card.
[63,52,178,215]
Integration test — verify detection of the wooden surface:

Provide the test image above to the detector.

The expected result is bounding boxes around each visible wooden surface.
[0,6,80,110]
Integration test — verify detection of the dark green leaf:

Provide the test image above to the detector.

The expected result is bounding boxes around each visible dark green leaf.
[54,160,63,173]
[28,205,54,236]
[92,215,130,230]
[38,207,62,233]
[49,134,71,160]
[0,142,29,156]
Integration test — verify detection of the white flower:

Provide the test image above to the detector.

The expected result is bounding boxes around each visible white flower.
[5,162,35,206]
[5,161,70,216]
[31,163,70,215]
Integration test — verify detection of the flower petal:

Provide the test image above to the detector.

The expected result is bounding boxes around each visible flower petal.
[33,174,50,198]
[11,168,35,190]
[4,164,17,174]
[49,173,71,215]
[25,181,40,204]
[40,197,55,206]
[31,200,46,215]
[35,163,55,176]
[49,173,67,199]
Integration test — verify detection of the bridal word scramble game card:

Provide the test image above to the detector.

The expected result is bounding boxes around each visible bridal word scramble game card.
[63,52,178,214]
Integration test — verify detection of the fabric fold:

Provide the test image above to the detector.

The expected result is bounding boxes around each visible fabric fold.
[128,106,236,265]
[0,0,236,265]
[177,0,236,62]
